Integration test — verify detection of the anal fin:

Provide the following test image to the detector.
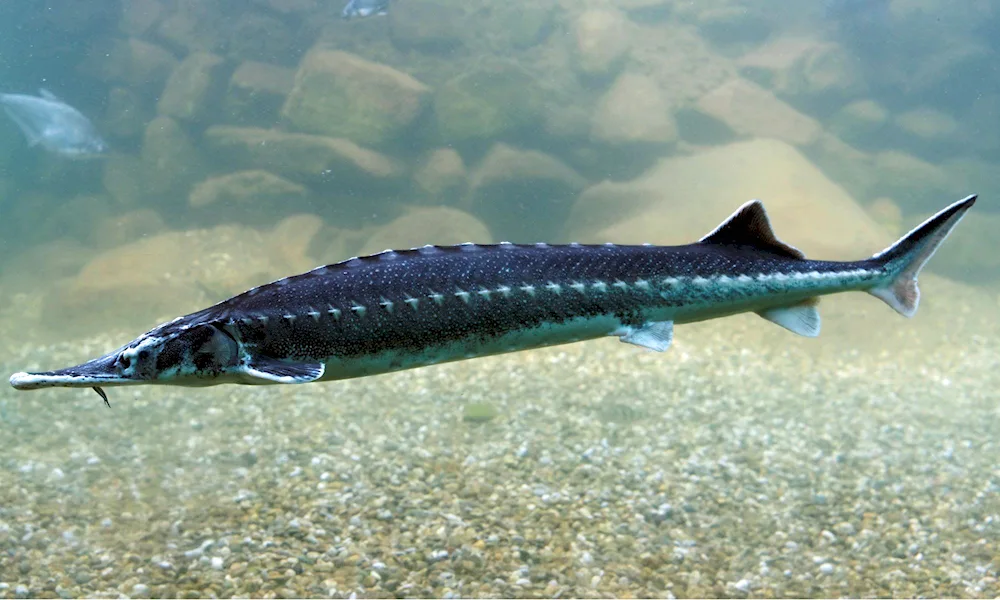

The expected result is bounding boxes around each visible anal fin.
[243,358,325,384]
[757,299,821,337]
[617,320,674,352]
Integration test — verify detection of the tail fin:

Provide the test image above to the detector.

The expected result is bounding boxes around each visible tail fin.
[868,195,976,317]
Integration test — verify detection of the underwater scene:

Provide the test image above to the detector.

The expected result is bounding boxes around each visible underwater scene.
[0,0,998,597]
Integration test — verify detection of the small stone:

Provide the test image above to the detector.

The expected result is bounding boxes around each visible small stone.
[819,563,834,575]
[211,556,224,570]
[734,578,751,593]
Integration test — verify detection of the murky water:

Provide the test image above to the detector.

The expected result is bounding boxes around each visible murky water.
[0,1,998,597]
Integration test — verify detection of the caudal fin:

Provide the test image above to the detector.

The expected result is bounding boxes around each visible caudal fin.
[868,195,976,317]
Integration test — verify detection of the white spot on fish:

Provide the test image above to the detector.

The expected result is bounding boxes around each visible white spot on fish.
[378,249,398,260]
[520,284,536,296]
[635,279,650,291]
[497,285,512,296]
[282,314,296,322]
[499,241,515,249]
[613,280,629,291]
[661,277,679,286]
[429,291,444,305]
[603,242,616,247]
[570,282,586,294]
[568,242,582,248]
[737,274,753,284]
[327,305,342,320]
[404,296,420,310]
[592,280,608,293]
[257,315,269,324]
[545,282,562,294]
[351,304,367,317]
[477,287,492,300]
[380,298,394,313]
[534,242,549,248]
[459,243,479,252]
[419,245,438,255]
[693,276,710,286]
[307,307,321,321]
[346,257,364,267]
[455,289,471,303]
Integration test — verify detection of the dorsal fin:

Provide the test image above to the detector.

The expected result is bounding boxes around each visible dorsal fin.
[699,200,805,259]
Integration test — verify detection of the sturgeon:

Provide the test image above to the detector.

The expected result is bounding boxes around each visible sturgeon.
[9,195,976,406]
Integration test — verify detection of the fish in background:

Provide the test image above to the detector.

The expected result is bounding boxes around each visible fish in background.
[0,89,108,158]
[342,0,390,19]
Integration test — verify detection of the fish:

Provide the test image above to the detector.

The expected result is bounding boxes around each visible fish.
[342,0,389,19]
[0,89,108,158]
[8,195,976,406]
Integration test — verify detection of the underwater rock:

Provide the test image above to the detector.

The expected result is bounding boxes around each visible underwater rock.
[227,12,299,63]
[281,49,430,146]
[47,219,323,335]
[462,402,499,423]
[590,72,677,145]
[157,52,227,123]
[189,170,307,210]
[104,87,152,139]
[140,116,205,200]
[81,38,178,91]
[413,148,466,204]
[737,36,862,101]
[467,143,586,243]
[567,139,887,259]
[358,206,492,256]
[488,1,555,51]
[696,78,823,147]
[802,133,879,208]
[871,151,952,213]
[120,0,165,37]
[156,0,225,54]
[892,108,960,142]
[388,0,466,54]
[102,153,146,207]
[88,209,167,250]
[224,61,296,125]
[828,99,888,146]
[432,63,543,145]
[204,125,403,183]
[573,8,633,78]
[40,195,115,248]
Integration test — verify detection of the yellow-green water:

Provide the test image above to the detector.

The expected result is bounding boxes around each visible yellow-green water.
[0,0,998,597]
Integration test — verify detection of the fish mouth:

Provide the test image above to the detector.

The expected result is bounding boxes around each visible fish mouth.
[9,354,135,392]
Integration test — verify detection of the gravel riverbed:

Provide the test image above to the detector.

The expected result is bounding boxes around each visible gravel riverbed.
[0,285,997,598]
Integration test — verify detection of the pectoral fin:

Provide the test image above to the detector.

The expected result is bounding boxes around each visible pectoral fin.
[757,299,821,337]
[243,358,325,383]
[617,320,674,352]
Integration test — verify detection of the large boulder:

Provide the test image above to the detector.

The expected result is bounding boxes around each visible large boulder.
[466,144,586,242]
[188,170,308,220]
[44,215,325,336]
[567,138,889,260]
[157,52,227,123]
[224,61,295,125]
[388,0,466,54]
[573,8,633,78]
[432,63,543,145]
[696,78,823,147]
[281,49,430,146]
[203,126,403,184]
[591,72,677,145]
[358,206,492,256]
[140,116,206,201]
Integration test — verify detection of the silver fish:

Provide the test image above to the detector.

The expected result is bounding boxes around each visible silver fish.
[0,89,107,157]
[342,0,389,19]
[8,195,976,406]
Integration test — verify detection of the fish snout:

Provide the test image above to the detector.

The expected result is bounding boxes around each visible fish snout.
[9,354,127,390]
